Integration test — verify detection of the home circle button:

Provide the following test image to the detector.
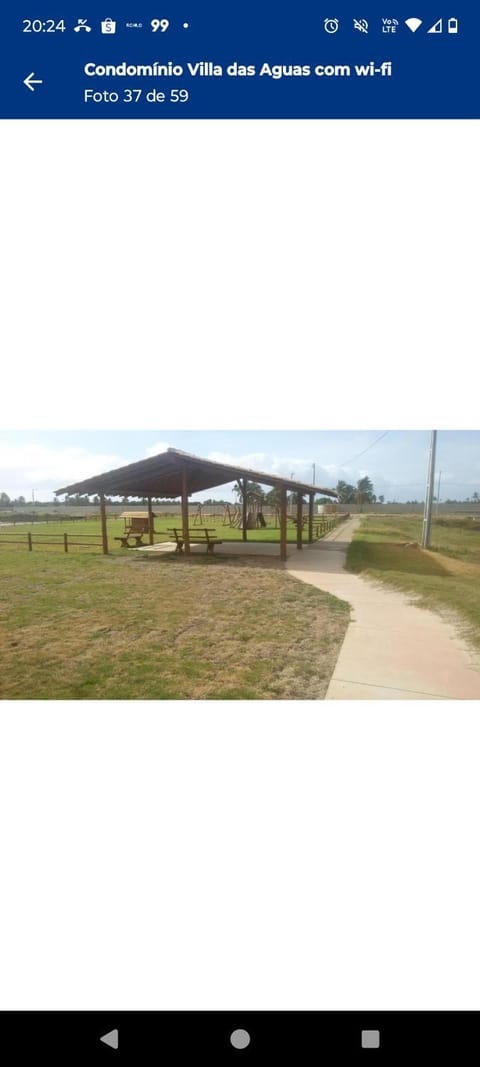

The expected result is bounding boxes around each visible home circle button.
[230,1028,251,1049]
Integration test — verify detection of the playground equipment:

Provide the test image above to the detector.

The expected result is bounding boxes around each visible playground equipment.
[120,511,154,534]
[192,503,205,526]
[117,511,155,547]
[245,508,267,529]
[222,503,242,528]
[223,495,268,531]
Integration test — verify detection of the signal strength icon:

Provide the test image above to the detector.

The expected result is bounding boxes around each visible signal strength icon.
[405,17,423,32]
[428,18,443,33]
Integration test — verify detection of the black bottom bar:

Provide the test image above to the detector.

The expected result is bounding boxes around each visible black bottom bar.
[0,1012,478,1062]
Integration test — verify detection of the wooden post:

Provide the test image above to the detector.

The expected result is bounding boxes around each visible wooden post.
[27,532,32,552]
[64,532,68,553]
[280,487,287,562]
[296,493,303,550]
[100,493,109,555]
[242,478,248,541]
[147,496,154,545]
[308,493,314,543]
[181,467,190,556]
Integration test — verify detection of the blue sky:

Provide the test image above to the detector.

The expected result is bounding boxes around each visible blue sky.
[1,430,480,502]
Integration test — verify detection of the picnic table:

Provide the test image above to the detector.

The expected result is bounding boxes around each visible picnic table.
[114,516,150,548]
[163,527,223,554]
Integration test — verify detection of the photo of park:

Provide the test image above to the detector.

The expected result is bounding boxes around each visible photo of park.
[1,430,480,700]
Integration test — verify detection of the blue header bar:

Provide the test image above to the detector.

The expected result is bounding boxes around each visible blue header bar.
[1,4,478,118]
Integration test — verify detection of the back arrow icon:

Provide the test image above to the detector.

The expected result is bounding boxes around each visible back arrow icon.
[24,72,43,92]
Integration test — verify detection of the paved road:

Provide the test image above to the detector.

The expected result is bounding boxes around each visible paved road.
[286,517,480,700]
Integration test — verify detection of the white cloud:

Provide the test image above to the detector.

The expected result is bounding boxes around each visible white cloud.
[0,443,126,500]
[144,440,172,458]
[205,450,335,489]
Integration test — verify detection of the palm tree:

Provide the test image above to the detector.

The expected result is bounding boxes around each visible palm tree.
[264,486,281,508]
[356,476,375,512]
[233,480,266,529]
[233,480,264,507]
[336,480,356,503]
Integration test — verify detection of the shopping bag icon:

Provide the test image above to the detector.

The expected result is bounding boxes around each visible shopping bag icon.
[101,18,116,34]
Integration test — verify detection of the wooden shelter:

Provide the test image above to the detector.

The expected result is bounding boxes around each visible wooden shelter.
[55,448,337,560]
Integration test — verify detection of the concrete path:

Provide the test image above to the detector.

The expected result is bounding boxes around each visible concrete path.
[286,517,480,700]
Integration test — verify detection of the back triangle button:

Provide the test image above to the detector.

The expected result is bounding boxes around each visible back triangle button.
[100,1029,119,1050]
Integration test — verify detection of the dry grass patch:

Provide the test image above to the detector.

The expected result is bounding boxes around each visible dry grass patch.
[0,548,349,700]
[347,515,480,650]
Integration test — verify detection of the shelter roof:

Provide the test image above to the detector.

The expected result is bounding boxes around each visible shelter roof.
[56,448,337,499]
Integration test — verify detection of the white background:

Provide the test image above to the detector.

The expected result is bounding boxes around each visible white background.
[1,121,479,1009]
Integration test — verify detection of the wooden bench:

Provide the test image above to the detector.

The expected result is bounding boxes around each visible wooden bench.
[164,527,223,554]
[114,516,150,548]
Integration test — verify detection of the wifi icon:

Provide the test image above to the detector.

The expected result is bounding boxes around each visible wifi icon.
[405,17,423,32]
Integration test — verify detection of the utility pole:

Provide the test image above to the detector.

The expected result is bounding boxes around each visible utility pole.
[422,430,437,548]
[312,463,316,485]
[436,470,442,516]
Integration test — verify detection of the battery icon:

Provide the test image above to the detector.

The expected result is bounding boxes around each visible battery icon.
[447,18,459,34]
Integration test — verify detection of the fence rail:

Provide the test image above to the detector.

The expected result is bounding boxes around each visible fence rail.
[0,513,95,526]
[0,513,346,553]
[0,532,103,552]
[311,517,336,536]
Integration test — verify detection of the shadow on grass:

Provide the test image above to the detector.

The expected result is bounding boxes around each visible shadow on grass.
[133,552,283,571]
[347,541,450,577]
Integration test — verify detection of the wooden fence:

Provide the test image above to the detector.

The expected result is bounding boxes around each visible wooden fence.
[0,513,347,553]
[311,516,337,536]
[0,532,103,552]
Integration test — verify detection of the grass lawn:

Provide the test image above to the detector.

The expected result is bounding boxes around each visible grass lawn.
[346,514,480,648]
[0,522,350,699]
[0,514,329,551]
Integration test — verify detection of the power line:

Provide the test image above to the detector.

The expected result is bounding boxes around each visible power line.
[338,431,390,468]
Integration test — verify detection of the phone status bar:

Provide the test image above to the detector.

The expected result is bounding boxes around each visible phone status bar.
[21,16,460,36]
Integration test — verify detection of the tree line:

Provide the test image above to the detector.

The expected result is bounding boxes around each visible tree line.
[2,482,480,510]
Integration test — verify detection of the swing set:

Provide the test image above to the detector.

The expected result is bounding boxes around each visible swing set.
[192,503,205,526]
[222,503,242,528]
[222,501,267,530]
